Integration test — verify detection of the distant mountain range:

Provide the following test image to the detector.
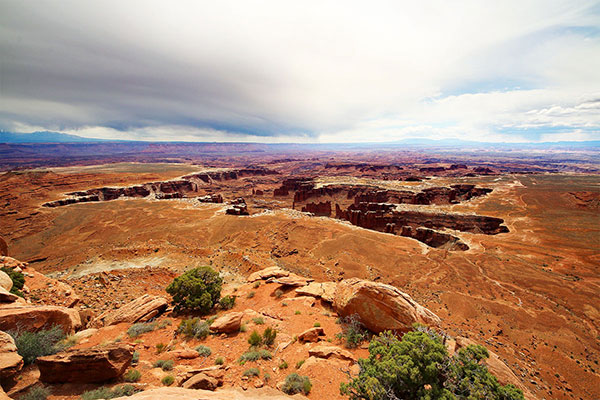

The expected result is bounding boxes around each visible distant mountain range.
[1,130,598,148]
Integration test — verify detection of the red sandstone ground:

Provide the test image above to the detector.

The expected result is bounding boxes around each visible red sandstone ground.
[1,158,599,399]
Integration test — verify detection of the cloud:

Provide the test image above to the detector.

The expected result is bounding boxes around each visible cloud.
[0,0,599,142]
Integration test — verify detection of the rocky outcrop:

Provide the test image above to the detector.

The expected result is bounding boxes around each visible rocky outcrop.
[295,282,336,303]
[0,238,7,257]
[0,305,81,333]
[112,387,308,400]
[301,201,331,217]
[308,345,356,362]
[400,226,469,251]
[198,194,224,203]
[181,373,219,390]
[0,287,18,303]
[247,267,289,282]
[298,327,325,342]
[91,294,168,327]
[37,344,133,383]
[0,331,23,382]
[0,271,12,293]
[333,278,441,333]
[0,257,27,270]
[209,312,243,333]
[226,198,249,216]
[267,273,313,287]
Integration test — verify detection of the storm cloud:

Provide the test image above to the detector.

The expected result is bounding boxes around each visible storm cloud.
[1,0,599,142]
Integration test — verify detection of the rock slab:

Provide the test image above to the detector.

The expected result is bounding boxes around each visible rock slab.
[209,312,243,333]
[0,330,23,381]
[92,294,168,327]
[0,305,81,333]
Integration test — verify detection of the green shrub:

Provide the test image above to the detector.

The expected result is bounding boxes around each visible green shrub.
[252,317,264,325]
[19,386,50,400]
[340,327,525,400]
[155,343,166,354]
[336,314,368,349]
[239,349,271,363]
[264,372,271,382]
[131,351,140,364]
[196,345,212,357]
[215,357,224,365]
[127,322,156,338]
[166,266,223,313]
[243,367,260,377]
[295,359,305,369]
[253,281,261,289]
[262,327,277,346]
[81,385,140,400]
[279,360,288,369]
[294,310,301,315]
[314,322,321,327]
[239,324,247,333]
[247,291,255,299]
[2,267,25,297]
[123,369,141,383]
[274,289,284,299]
[282,373,312,395]
[9,326,66,364]
[161,375,175,386]
[219,295,236,310]
[248,330,262,346]
[258,349,272,360]
[153,359,173,371]
[177,318,210,339]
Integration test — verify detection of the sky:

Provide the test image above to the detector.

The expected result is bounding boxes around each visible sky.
[1,0,599,143]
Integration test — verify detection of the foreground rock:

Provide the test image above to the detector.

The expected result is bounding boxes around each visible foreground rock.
[112,387,308,400]
[333,278,441,333]
[0,305,81,333]
[267,273,313,287]
[0,287,18,303]
[0,271,12,292]
[92,294,168,327]
[0,331,23,381]
[181,373,219,390]
[0,257,27,270]
[247,267,289,282]
[37,344,133,383]
[209,312,243,333]
[298,327,325,342]
[295,282,336,303]
[308,344,356,362]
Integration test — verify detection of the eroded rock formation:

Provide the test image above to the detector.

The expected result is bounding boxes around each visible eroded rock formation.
[301,201,331,216]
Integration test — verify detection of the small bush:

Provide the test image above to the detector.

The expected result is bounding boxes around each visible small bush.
[127,322,156,338]
[20,386,50,400]
[155,343,166,354]
[252,317,264,325]
[248,330,262,346]
[161,375,175,386]
[219,295,236,310]
[279,360,288,369]
[253,281,261,289]
[131,351,139,364]
[281,301,288,307]
[294,310,301,315]
[264,372,271,382]
[157,319,172,329]
[239,324,247,333]
[177,318,210,339]
[215,357,224,365]
[239,349,271,363]
[295,359,305,369]
[123,369,141,383]
[314,322,321,327]
[243,367,260,377]
[282,373,312,395]
[196,345,212,357]
[336,314,368,349]
[166,266,223,313]
[259,349,272,360]
[153,359,173,371]
[80,385,140,400]
[247,291,255,299]
[274,289,284,299]
[1,266,25,297]
[9,326,66,365]
[262,327,277,346]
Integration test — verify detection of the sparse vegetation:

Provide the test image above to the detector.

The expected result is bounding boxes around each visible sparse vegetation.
[153,359,173,371]
[195,345,212,357]
[127,322,156,338]
[123,369,141,383]
[248,330,262,346]
[340,326,525,400]
[155,343,166,354]
[219,295,236,310]
[252,317,264,325]
[19,386,50,400]
[253,281,261,289]
[314,322,321,327]
[177,318,210,339]
[262,327,277,346]
[9,326,66,365]
[279,360,288,369]
[166,266,223,313]
[161,375,175,386]
[243,367,260,377]
[264,372,271,382]
[294,310,301,315]
[239,324,247,333]
[2,266,25,297]
[239,349,272,363]
[282,373,312,395]
[336,314,368,349]
[295,359,305,369]
[247,291,256,299]
[80,385,140,400]
[131,351,140,364]
[215,357,224,365]
[274,288,284,298]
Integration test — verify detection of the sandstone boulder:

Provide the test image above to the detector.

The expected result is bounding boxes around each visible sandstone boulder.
[181,372,219,390]
[0,271,12,291]
[0,305,81,333]
[167,349,199,359]
[92,294,168,327]
[0,287,18,303]
[112,387,308,400]
[0,257,27,270]
[308,344,356,362]
[247,267,289,282]
[37,344,133,383]
[72,328,98,341]
[0,331,23,381]
[267,273,313,287]
[298,327,325,342]
[178,365,225,386]
[333,278,441,333]
[295,282,336,303]
[209,312,243,333]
